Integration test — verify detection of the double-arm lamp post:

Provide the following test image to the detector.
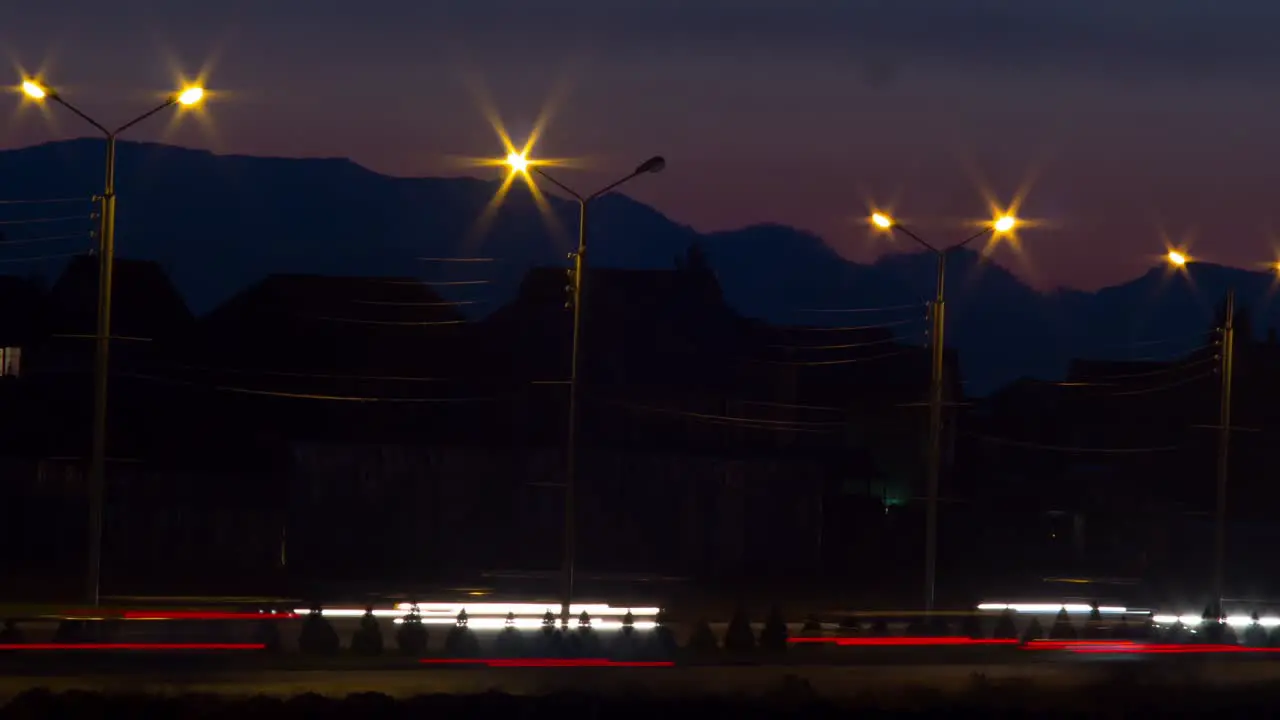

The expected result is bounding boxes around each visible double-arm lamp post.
[1164,249,1235,619]
[505,151,666,626]
[20,78,205,606]
[869,211,1017,612]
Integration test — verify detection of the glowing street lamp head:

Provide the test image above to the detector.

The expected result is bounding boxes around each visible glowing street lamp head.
[506,152,529,173]
[993,215,1017,234]
[871,212,894,229]
[1167,250,1188,267]
[21,80,47,100]
[176,86,204,106]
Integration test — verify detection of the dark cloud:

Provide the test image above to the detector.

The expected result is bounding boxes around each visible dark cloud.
[419,0,1280,81]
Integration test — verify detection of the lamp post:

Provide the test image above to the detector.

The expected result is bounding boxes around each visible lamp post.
[506,153,666,626]
[1165,249,1234,619]
[869,212,1017,612]
[20,79,205,606]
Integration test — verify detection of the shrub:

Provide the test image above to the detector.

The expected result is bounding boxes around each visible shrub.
[254,619,282,653]
[1021,617,1044,644]
[444,617,480,658]
[799,616,823,637]
[992,610,1017,640]
[350,607,383,656]
[0,620,24,644]
[903,618,928,637]
[649,610,678,659]
[396,609,428,657]
[1048,609,1075,640]
[53,620,85,644]
[758,606,788,654]
[1243,613,1268,648]
[686,618,718,656]
[926,616,950,637]
[959,613,983,639]
[570,613,600,658]
[298,607,340,655]
[1083,603,1105,639]
[495,625,524,657]
[1110,616,1130,640]
[723,607,755,654]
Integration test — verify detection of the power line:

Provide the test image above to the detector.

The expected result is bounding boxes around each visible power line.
[0,250,90,264]
[1069,353,1217,382]
[608,400,845,429]
[737,399,845,413]
[800,302,926,314]
[172,366,568,386]
[127,373,494,403]
[1111,369,1217,397]
[767,332,925,352]
[0,215,88,226]
[748,348,917,367]
[352,299,481,308]
[0,197,91,205]
[786,317,924,333]
[382,279,491,286]
[965,432,1179,454]
[311,316,468,327]
[417,257,496,262]
[0,232,93,247]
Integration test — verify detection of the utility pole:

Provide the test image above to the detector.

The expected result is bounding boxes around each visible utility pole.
[869,212,1017,613]
[507,154,666,627]
[1213,288,1235,619]
[924,250,947,613]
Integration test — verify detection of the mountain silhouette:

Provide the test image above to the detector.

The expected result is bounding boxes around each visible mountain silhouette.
[0,139,1275,394]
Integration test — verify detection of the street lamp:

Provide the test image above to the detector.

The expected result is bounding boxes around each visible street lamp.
[20,77,206,607]
[506,151,666,627]
[1164,249,1233,620]
[869,211,1018,612]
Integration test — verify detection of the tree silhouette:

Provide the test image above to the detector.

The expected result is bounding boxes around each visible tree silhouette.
[396,606,428,657]
[758,606,789,653]
[723,607,755,654]
[992,609,1017,640]
[1048,609,1076,640]
[298,607,340,655]
[350,607,383,656]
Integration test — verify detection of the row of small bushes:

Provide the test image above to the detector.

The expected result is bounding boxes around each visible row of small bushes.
[3,605,1274,657]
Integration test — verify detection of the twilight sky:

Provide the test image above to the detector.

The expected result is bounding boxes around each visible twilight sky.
[5,0,1280,291]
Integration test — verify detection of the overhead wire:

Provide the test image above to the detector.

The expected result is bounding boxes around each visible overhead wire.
[964,432,1179,454]
[800,302,927,314]
[748,348,918,367]
[0,215,88,226]
[0,249,91,264]
[604,399,845,431]
[1110,369,1218,397]
[126,372,496,403]
[0,197,92,205]
[0,232,94,247]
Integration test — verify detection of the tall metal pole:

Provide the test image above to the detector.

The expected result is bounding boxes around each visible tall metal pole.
[562,200,587,627]
[1213,288,1235,619]
[86,135,118,607]
[21,82,193,606]
[526,157,664,627]
[924,250,947,612]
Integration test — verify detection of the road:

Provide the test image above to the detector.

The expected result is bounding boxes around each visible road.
[0,657,1278,703]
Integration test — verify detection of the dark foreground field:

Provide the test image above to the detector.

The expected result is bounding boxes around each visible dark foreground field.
[4,684,1280,718]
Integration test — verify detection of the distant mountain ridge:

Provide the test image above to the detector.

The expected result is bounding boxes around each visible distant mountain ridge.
[0,139,1272,394]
